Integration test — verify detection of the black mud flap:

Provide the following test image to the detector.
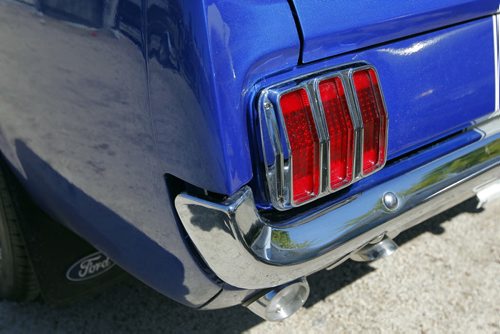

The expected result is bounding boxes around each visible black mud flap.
[8,170,126,304]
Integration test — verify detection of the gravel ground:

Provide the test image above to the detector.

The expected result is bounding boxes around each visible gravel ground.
[0,198,498,334]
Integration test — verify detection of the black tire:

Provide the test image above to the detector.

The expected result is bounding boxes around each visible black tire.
[0,163,39,301]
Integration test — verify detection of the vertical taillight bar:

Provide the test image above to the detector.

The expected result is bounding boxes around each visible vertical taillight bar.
[318,77,355,191]
[352,68,388,175]
[279,88,321,204]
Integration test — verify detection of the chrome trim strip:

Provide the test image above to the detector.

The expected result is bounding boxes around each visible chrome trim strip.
[307,80,329,194]
[258,93,283,207]
[175,117,500,289]
[493,14,500,118]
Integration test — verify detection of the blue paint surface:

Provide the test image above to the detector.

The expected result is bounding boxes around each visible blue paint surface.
[290,0,498,63]
[147,0,300,195]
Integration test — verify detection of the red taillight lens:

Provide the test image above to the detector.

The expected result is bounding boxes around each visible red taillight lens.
[318,77,354,190]
[280,88,320,204]
[353,68,387,175]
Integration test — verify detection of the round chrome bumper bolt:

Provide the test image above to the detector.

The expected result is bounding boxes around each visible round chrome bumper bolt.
[383,192,399,211]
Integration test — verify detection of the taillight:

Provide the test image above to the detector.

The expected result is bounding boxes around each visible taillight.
[279,89,320,204]
[352,68,388,175]
[259,64,388,210]
[318,77,355,191]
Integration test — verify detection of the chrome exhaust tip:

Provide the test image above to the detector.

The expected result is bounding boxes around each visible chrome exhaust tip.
[474,179,500,209]
[350,235,398,262]
[246,278,309,321]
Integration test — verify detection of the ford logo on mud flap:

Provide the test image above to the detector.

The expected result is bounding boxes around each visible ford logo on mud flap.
[66,252,115,282]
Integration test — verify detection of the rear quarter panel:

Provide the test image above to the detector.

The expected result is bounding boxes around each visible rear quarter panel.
[0,0,302,307]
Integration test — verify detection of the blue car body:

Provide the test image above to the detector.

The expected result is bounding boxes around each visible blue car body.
[0,0,498,310]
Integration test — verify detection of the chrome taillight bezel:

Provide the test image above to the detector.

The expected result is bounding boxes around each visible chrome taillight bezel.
[258,63,388,211]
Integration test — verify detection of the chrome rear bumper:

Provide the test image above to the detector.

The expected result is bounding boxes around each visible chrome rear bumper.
[175,118,500,289]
